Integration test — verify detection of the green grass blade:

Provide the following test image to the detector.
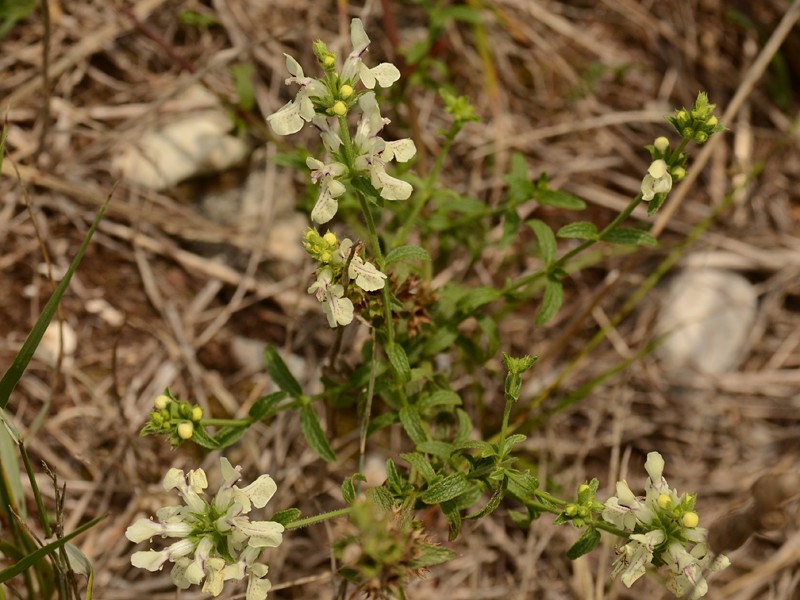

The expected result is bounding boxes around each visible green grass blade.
[0,514,105,584]
[0,194,111,409]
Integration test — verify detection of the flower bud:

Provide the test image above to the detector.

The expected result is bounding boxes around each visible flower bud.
[191,406,203,421]
[682,511,699,528]
[332,101,347,116]
[654,137,669,153]
[155,394,171,410]
[657,493,671,509]
[672,166,686,180]
[694,131,709,144]
[340,84,354,99]
[323,231,337,245]
[177,422,194,440]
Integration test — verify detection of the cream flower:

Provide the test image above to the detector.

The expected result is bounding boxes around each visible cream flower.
[641,159,673,201]
[307,157,347,224]
[352,93,416,201]
[126,458,284,599]
[267,54,327,135]
[341,18,401,90]
[308,267,354,327]
[338,239,387,292]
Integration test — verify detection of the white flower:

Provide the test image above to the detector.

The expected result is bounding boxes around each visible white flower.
[339,239,387,292]
[126,458,284,598]
[341,18,401,90]
[664,542,730,599]
[602,480,652,531]
[603,452,730,598]
[267,54,327,135]
[612,530,665,587]
[307,157,347,224]
[308,267,354,327]
[642,159,673,201]
[352,93,416,201]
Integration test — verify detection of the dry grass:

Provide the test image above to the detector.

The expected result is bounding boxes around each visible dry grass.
[2,0,800,598]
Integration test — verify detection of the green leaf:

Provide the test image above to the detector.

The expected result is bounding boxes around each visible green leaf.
[385,245,430,267]
[272,508,302,526]
[504,153,534,204]
[557,221,599,240]
[385,343,411,383]
[440,499,462,540]
[211,426,248,449]
[421,473,472,505]
[416,440,454,460]
[401,452,436,483]
[299,405,336,462]
[457,286,501,313]
[647,193,667,216]
[366,411,398,436]
[501,434,527,455]
[465,477,507,520]
[535,276,564,325]
[0,195,111,409]
[342,474,366,505]
[566,527,601,560]
[602,227,657,247]
[527,219,557,266]
[508,509,532,529]
[366,486,395,510]
[263,346,303,397]
[499,208,521,249]
[408,542,457,569]
[533,189,586,210]
[248,391,288,420]
[399,405,428,445]
[506,470,539,501]
[191,425,220,450]
[418,390,462,411]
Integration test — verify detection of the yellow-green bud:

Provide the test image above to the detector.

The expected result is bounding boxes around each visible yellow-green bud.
[657,493,672,509]
[191,406,203,421]
[694,131,709,144]
[323,55,335,67]
[154,394,170,410]
[332,101,347,116]
[565,504,577,516]
[578,484,590,494]
[707,116,718,127]
[672,166,686,180]
[682,511,699,528]
[654,136,669,153]
[340,84,354,99]
[177,422,194,440]
[323,231,337,245]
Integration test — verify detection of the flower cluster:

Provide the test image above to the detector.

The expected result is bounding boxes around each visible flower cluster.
[139,391,205,448]
[267,18,416,224]
[602,452,729,598]
[666,92,725,145]
[126,458,284,599]
[303,228,386,328]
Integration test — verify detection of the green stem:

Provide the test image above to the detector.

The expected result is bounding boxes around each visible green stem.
[505,193,646,295]
[200,418,251,428]
[285,507,352,530]
[357,192,395,346]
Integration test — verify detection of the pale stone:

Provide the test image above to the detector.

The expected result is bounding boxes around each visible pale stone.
[113,87,249,190]
[655,268,757,375]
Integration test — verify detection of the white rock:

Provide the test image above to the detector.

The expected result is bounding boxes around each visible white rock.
[655,268,757,375]
[113,86,249,190]
[35,320,77,368]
